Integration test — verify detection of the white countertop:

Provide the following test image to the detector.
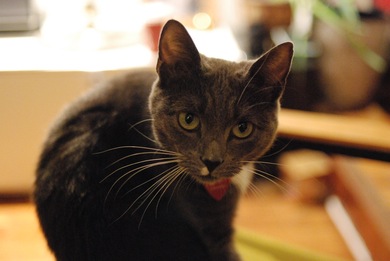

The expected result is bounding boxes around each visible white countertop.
[0,27,244,72]
[0,25,244,194]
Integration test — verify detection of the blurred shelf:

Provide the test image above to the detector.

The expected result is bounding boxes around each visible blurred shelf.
[278,108,390,161]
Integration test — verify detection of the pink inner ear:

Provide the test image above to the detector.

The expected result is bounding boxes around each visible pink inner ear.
[157,20,200,69]
[203,179,231,201]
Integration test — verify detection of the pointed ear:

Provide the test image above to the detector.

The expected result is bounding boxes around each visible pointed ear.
[250,42,294,85]
[247,42,293,101]
[157,20,201,73]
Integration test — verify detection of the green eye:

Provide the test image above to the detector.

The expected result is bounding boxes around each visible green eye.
[232,122,253,139]
[178,112,200,130]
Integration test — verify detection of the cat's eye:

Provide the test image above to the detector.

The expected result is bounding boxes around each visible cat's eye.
[232,122,253,139]
[178,112,200,131]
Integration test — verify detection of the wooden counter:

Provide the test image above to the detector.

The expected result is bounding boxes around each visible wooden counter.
[278,108,390,160]
[0,185,353,261]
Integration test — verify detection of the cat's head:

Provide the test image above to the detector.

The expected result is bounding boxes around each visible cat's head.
[149,20,293,187]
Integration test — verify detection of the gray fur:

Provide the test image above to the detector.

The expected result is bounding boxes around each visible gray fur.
[34,20,293,261]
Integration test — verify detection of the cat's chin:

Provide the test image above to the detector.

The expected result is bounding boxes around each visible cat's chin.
[192,174,232,185]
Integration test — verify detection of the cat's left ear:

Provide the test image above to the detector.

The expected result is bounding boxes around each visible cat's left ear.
[157,20,201,74]
[249,42,294,99]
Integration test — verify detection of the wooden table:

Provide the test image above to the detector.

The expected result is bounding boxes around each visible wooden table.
[0,202,54,261]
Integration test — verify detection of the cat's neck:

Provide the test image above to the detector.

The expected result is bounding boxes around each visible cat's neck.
[231,163,255,193]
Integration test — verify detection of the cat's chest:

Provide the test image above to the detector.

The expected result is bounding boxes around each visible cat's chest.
[172,179,240,229]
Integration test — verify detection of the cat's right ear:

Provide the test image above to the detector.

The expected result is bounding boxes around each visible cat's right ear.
[156,20,201,74]
[249,42,294,87]
[247,42,294,101]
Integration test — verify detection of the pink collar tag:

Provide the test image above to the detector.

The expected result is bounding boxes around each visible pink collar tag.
[203,179,231,201]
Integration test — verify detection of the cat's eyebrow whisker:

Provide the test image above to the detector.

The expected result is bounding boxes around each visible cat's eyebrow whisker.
[237,84,282,113]
[261,139,293,159]
[237,52,270,105]
[254,85,282,93]
[131,126,159,144]
[244,102,273,111]
[128,118,153,130]
[127,118,158,144]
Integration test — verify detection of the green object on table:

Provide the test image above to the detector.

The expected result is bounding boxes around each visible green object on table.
[235,228,346,261]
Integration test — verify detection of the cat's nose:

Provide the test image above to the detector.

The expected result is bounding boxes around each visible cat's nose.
[202,159,223,173]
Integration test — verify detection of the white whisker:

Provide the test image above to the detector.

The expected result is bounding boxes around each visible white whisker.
[121,165,178,197]
[242,160,283,167]
[106,150,180,169]
[237,52,270,105]
[246,182,265,198]
[244,101,273,111]
[111,159,179,195]
[140,168,184,226]
[127,119,159,144]
[101,157,178,183]
[94,145,179,155]
[262,140,293,159]
[112,165,184,226]
[245,167,290,194]
[104,158,180,206]
[154,167,187,216]
[128,119,153,130]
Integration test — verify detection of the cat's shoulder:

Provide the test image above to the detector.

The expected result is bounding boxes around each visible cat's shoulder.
[70,67,157,110]
[50,68,157,131]
[93,67,157,102]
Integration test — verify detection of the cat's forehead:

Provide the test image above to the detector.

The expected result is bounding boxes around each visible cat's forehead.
[167,84,243,125]
[200,58,250,97]
[201,57,250,81]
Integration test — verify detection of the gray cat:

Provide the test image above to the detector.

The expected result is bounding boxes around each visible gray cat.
[34,20,293,261]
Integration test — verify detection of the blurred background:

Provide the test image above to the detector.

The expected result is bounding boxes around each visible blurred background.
[3,0,389,189]
[1,1,390,260]
[1,0,389,110]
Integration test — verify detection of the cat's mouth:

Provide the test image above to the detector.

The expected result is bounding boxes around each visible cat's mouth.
[188,170,233,201]
[202,178,231,201]
[191,165,236,185]
[193,168,234,183]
